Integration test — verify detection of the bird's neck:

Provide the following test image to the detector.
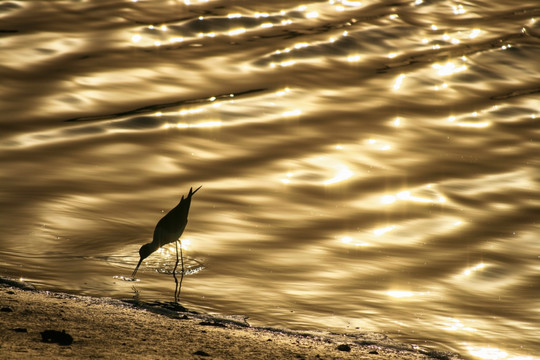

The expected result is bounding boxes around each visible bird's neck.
[148,242,160,252]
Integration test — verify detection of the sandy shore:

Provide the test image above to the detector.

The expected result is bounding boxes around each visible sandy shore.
[0,277,462,359]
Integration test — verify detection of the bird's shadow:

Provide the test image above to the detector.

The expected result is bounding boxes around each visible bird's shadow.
[124,298,191,314]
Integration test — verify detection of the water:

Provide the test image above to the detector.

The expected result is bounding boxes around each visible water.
[1,0,539,358]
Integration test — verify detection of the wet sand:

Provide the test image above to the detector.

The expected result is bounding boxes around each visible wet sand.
[0,277,462,359]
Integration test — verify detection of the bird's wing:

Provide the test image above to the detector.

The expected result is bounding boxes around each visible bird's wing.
[152,224,170,248]
[153,186,202,246]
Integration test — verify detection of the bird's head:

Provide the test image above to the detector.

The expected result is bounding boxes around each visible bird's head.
[132,243,157,278]
[139,243,156,261]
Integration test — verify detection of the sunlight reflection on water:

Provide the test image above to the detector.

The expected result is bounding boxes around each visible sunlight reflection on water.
[1,0,540,359]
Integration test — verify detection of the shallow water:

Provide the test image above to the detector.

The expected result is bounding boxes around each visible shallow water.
[1,0,540,358]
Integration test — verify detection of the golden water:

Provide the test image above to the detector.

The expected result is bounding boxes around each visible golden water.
[1,1,539,358]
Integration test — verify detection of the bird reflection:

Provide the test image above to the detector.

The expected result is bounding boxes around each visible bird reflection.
[132,186,202,302]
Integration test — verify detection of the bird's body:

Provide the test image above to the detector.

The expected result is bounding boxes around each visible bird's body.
[132,186,201,278]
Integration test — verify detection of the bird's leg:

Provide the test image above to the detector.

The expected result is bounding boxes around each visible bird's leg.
[173,240,180,303]
[178,239,185,301]
[180,239,185,275]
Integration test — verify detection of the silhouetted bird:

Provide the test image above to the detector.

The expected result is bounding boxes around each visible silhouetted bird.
[132,186,201,278]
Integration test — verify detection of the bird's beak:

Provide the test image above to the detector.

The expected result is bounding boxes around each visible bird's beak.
[132,258,143,278]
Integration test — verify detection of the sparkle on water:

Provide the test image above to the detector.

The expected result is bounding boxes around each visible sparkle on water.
[1,1,540,359]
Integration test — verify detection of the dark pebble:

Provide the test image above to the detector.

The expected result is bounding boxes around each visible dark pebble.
[1,307,13,312]
[40,330,73,346]
[193,350,210,356]
[369,350,379,354]
[336,344,351,352]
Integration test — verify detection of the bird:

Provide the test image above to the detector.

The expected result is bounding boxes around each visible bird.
[131,185,202,279]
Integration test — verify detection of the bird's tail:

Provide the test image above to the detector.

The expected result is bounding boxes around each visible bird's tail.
[190,185,202,196]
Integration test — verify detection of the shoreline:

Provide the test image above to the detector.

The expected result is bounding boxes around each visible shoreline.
[0,276,463,359]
